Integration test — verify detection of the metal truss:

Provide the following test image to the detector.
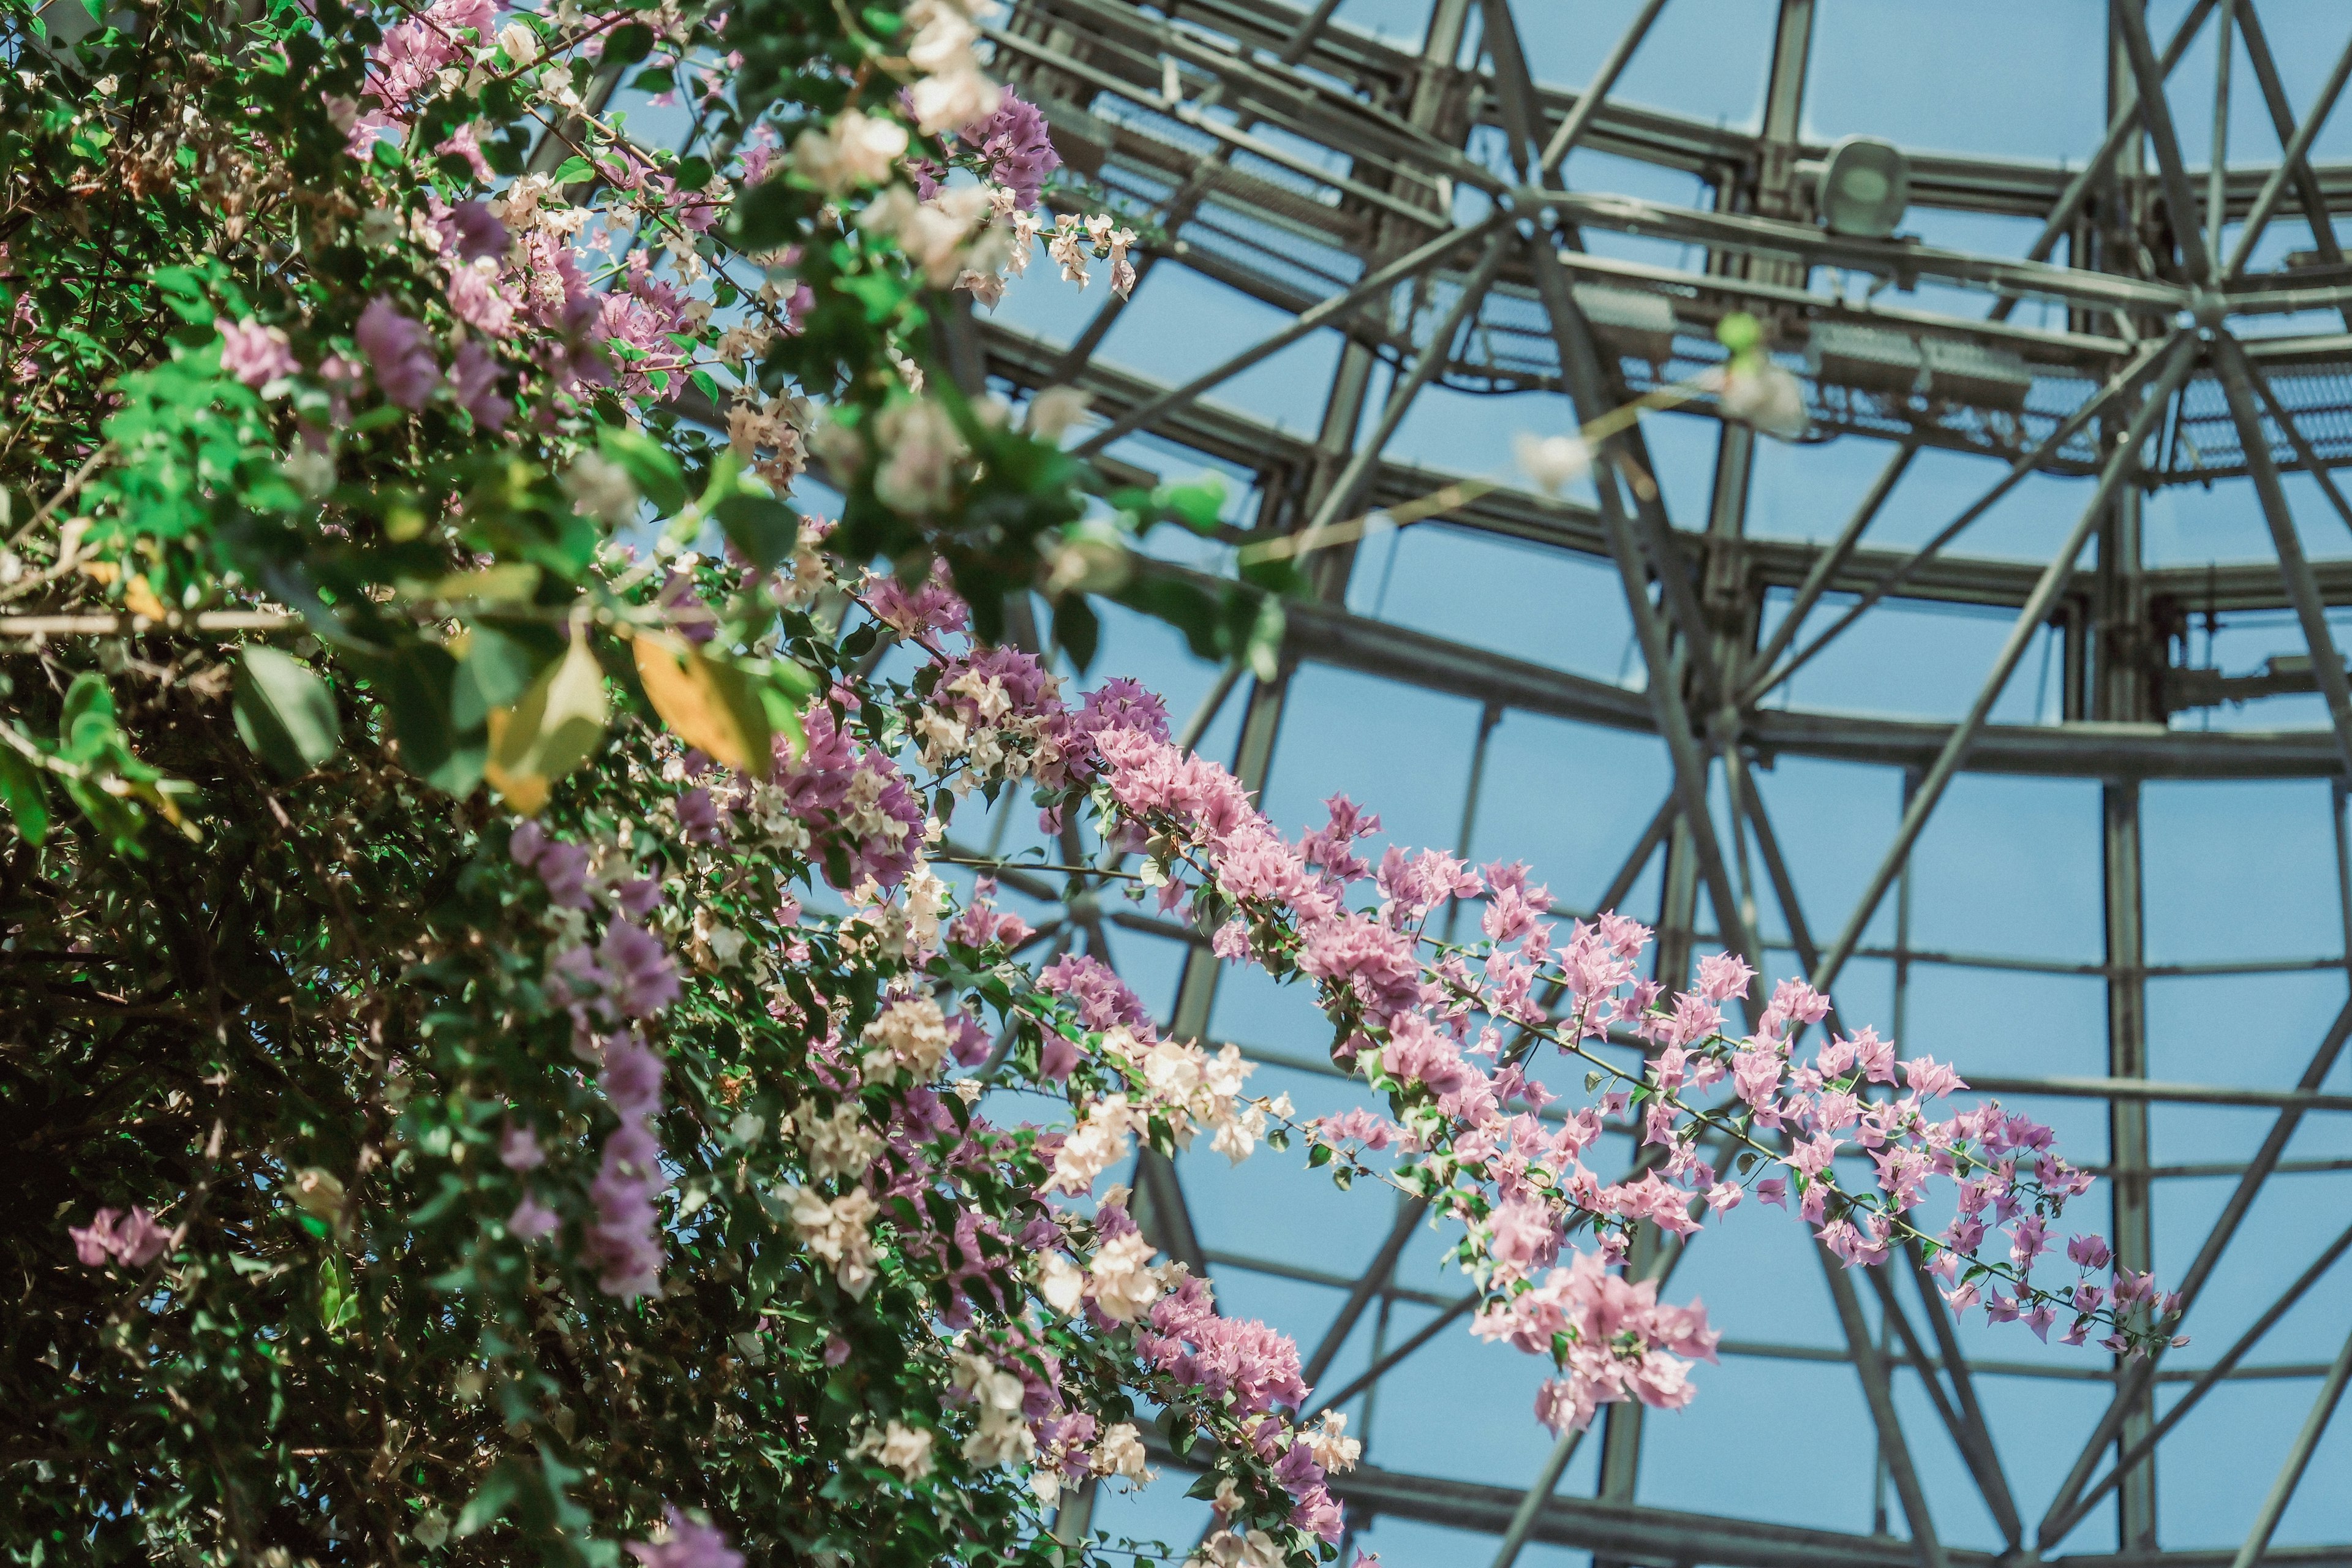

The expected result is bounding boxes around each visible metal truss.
[967,3,2352,1566]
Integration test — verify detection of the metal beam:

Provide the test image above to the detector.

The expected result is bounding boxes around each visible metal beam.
[1746,335,2177,706]
[1110,554,2351,781]
[1298,228,1515,538]
[1907,1240,2024,1548]
[1302,1292,1479,1420]
[1991,0,2216,320]
[2207,0,2234,278]
[1069,216,1499,459]
[2209,331,2352,777]
[2224,34,2352,282]
[2230,1325,2352,1568]
[2112,0,2214,282]
[2234,2,2352,331]
[2248,368,2352,542]
[1821,1248,1950,1568]
[1810,335,2199,995]
[2037,994,2352,1548]
[1721,752,1959,1568]
[1300,1197,1430,1389]
[1534,0,1670,178]
[1539,187,2192,315]
[2049,1217,2352,1544]
[1742,442,1916,695]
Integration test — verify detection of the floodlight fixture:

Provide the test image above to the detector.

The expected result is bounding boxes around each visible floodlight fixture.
[1817,136,1910,239]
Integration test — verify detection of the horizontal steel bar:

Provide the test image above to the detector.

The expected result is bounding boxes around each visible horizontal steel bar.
[982,321,2352,617]
[1248,563,2346,780]
[1962,1075,2352,1114]
[1134,1439,2352,1568]
[1199,1247,1455,1310]
[1544,244,2133,364]
[1538,189,2190,315]
[1709,1336,2338,1387]
[1145,0,2352,227]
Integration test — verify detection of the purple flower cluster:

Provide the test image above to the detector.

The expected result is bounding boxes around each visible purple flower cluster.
[598,919,682,1019]
[510,820,593,907]
[217,317,299,389]
[1135,1277,1339,1540]
[769,705,927,891]
[586,1030,666,1300]
[450,339,513,431]
[70,1206,171,1268]
[627,1509,742,1568]
[1137,1276,1306,1417]
[440,198,511,264]
[355,296,440,410]
[1036,952,1151,1033]
[862,561,970,638]
[960,88,1061,209]
[366,0,494,108]
[596,259,695,402]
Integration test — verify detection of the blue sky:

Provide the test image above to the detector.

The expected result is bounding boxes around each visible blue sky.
[934,2,2352,1561]
[647,3,2352,1561]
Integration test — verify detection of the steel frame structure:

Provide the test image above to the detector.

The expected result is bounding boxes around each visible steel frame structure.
[957,4,2352,1566]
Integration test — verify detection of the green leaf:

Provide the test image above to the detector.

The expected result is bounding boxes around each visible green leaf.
[676,153,713,192]
[454,1458,526,1537]
[841,271,908,323]
[729,178,802,253]
[597,424,686,516]
[548,154,596,186]
[485,633,608,814]
[360,644,483,795]
[758,676,812,760]
[454,622,549,725]
[318,1254,358,1335]
[1052,595,1099,672]
[59,671,113,758]
[232,646,342,778]
[0,745,48,844]
[1244,595,1285,684]
[1156,473,1227,534]
[602,21,654,64]
[149,265,217,325]
[714,493,799,573]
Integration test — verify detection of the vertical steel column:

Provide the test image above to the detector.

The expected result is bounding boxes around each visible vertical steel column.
[1154,0,1473,1246]
[2101,776,2158,1553]
[1592,1215,1661,1527]
[2090,65,2161,1523]
[1649,813,1702,996]
[2206,0,2233,277]
[1301,0,1477,601]
[1581,0,1822,1528]
[1894,769,1918,1046]
[1752,0,1818,233]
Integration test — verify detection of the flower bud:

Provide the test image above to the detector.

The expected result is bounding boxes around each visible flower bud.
[1513,430,1591,494]
[288,1167,345,1220]
[496,20,537,66]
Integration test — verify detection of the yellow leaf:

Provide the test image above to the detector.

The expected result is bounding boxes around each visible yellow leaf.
[481,709,552,815]
[429,563,541,603]
[633,633,771,778]
[484,636,607,813]
[123,575,168,622]
[78,559,120,586]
